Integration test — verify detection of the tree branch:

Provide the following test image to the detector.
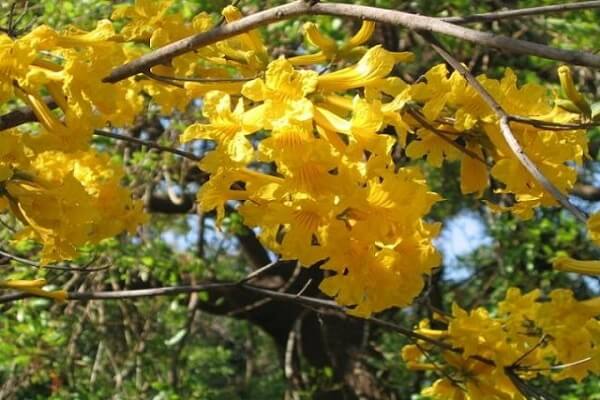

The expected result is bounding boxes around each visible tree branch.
[420,31,588,224]
[0,97,57,131]
[0,280,493,365]
[571,183,600,202]
[5,2,600,131]
[444,1,600,24]
[103,0,600,83]
[94,130,202,161]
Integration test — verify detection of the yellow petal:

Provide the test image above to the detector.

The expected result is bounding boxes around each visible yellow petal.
[345,20,376,48]
[0,164,12,181]
[222,6,267,59]
[558,65,591,117]
[318,46,408,92]
[314,106,351,134]
[303,22,337,55]
[587,212,600,245]
[460,143,488,196]
[288,52,328,66]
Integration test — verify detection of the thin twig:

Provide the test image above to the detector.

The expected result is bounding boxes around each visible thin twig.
[237,260,282,284]
[0,274,501,368]
[146,71,257,83]
[510,334,547,368]
[142,70,185,88]
[0,249,110,272]
[505,367,558,400]
[509,115,600,131]
[94,130,202,162]
[406,106,488,164]
[516,356,592,372]
[444,1,600,24]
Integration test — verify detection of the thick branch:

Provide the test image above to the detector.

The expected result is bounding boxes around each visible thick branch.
[444,1,600,24]
[0,98,57,131]
[0,282,464,357]
[104,1,600,83]
[571,183,600,202]
[5,2,600,131]
[148,193,196,214]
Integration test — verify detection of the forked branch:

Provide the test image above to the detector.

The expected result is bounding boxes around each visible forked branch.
[103,1,600,83]
[420,31,588,224]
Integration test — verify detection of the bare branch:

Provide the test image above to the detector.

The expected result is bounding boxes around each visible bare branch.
[571,183,600,202]
[0,97,57,131]
[444,1,600,24]
[0,272,500,368]
[103,1,600,84]
[145,70,258,83]
[0,249,110,272]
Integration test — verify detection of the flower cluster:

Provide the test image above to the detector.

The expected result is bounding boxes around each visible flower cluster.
[405,64,587,218]
[0,131,146,264]
[181,46,439,317]
[181,19,590,315]
[402,287,600,399]
[0,1,596,313]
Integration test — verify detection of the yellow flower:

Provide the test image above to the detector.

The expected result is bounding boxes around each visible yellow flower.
[422,378,466,400]
[221,5,268,67]
[448,304,506,359]
[257,122,316,164]
[112,0,174,45]
[0,34,36,103]
[317,45,413,92]
[1,147,146,264]
[405,127,462,167]
[410,64,452,121]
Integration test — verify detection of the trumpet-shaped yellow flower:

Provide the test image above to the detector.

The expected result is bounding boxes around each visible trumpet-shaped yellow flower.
[405,127,462,167]
[0,34,36,103]
[112,0,176,46]
[221,5,268,67]
[411,64,453,121]
[290,20,376,66]
[317,45,413,92]
[0,139,146,264]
